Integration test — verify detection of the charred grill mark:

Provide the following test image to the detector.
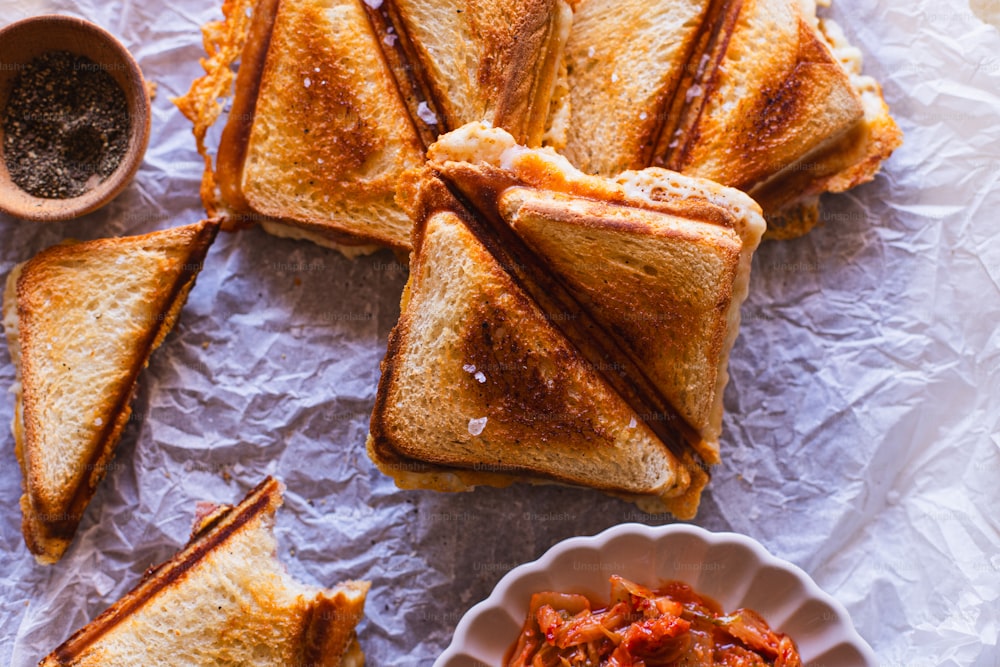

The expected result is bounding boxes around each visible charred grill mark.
[290,4,383,174]
[659,0,745,172]
[742,70,805,152]
[459,296,608,440]
[361,0,444,149]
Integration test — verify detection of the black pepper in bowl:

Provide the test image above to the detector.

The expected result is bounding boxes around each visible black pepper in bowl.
[2,50,130,199]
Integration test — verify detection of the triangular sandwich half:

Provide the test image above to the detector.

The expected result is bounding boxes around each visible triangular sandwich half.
[2,219,219,564]
[213,0,428,253]
[562,0,901,237]
[369,123,765,517]
[39,477,370,666]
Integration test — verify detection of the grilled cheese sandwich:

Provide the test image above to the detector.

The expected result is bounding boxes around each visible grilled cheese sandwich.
[368,123,765,517]
[2,220,219,564]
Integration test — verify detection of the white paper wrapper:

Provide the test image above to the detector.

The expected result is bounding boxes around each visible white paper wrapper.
[0,0,998,665]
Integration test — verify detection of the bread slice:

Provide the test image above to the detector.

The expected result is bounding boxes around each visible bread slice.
[561,0,713,175]
[39,477,369,667]
[370,123,765,516]
[662,0,902,232]
[2,220,219,564]
[383,0,573,146]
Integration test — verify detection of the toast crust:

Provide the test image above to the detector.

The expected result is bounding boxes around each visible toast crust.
[363,1,443,149]
[40,477,369,666]
[562,0,715,175]
[213,0,282,224]
[5,220,220,564]
[173,0,262,219]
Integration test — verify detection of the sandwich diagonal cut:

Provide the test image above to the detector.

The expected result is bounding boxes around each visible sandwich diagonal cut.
[39,477,370,666]
[563,0,902,237]
[374,0,574,147]
[368,123,765,517]
[176,0,573,253]
[2,219,220,564]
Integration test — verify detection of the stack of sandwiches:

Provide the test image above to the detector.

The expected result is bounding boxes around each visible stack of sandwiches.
[176,0,573,253]
[172,0,902,513]
[177,0,900,245]
[0,2,903,659]
[368,123,765,518]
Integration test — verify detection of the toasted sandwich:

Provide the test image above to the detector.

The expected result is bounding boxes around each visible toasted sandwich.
[373,0,574,147]
[562,0,901,237]
[176,0,573,253]
[2,220,219,564]
[368,123,766,518]
[39,477,370,666]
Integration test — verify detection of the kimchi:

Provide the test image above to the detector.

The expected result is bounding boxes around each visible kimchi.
[506,575,802,667]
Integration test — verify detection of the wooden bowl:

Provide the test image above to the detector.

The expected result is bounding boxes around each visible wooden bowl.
[0,15,151,221]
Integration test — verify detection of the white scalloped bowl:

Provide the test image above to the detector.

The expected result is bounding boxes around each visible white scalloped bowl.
[435,523,876,666]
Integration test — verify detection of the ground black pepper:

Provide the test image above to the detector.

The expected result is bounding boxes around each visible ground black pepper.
[2,50,130,199]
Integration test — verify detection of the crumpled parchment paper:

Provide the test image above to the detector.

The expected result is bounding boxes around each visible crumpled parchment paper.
[1,0,998,664]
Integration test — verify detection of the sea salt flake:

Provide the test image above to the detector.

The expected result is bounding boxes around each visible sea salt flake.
[468,417,488,436]
[417,101,437,125]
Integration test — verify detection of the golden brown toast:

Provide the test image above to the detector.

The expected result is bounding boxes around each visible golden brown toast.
[369,123,766,517]
[177,0,573,253]
[382,0,573,146]
[2,220,219,564]
[39,477,369,666]
[217,0,427,252]
[563,0,901,238]
[368,206,705,517]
